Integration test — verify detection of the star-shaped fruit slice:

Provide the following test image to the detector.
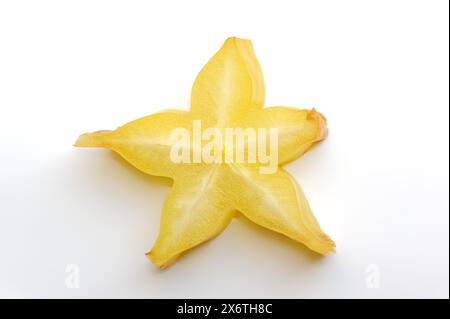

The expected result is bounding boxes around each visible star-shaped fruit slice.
[75,37,335,268]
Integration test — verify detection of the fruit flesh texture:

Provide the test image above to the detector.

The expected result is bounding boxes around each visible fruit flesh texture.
[75,37,335,268]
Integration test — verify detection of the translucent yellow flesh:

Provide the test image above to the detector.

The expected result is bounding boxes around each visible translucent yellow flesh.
[191,37,265,128]
[233,106,328,165]
[76,110,193,178]
[147,165,235,268]
[75,37,335,268]
[226,165,335,255]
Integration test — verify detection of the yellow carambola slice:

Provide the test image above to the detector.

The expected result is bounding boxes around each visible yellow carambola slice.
[75,37,335,269]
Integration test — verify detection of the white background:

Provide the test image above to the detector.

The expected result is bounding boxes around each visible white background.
[0,0,448,298]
